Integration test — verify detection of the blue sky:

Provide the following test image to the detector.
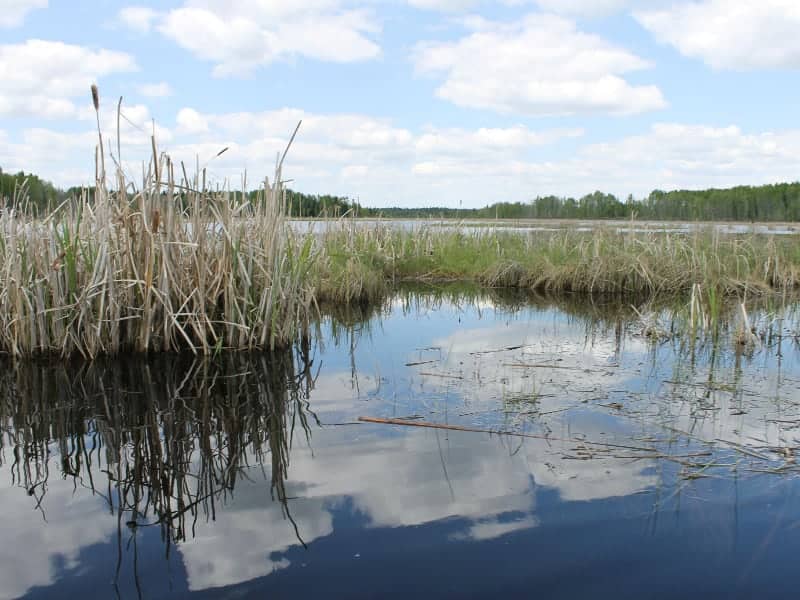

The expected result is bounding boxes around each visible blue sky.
[2,0,800,207]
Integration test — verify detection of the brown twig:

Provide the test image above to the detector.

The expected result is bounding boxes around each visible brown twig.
[357,416,658,452]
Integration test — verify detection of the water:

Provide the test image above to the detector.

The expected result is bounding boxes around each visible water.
[2,291,800,599]
[289,218,800,236]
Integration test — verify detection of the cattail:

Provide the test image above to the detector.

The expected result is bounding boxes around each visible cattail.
[91,84,105,185]
[91,84,100,111]
[151,208,160,234]
[51,251,67,271]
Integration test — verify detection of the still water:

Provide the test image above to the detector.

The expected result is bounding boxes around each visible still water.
[289,218,800,236]
[2,291,800,599]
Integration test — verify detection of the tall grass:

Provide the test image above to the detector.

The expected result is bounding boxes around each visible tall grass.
[0,91,316,358]
[317,224,800,300]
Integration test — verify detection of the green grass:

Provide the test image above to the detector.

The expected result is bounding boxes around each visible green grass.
[316,225,800,300]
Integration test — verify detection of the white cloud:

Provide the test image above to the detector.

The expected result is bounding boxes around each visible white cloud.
[0,479,114,598]
[0,40,137,119]
[569,123,800,193]
[0,102,171,187]
[118,5,159,33]
[636,0,800,69]
[414,14,666,116]
[0,0,47,28]
[164,121,800,203]
[154,1,381,76]
[137,81,173,97]
[342,164,370,178]
[531,0,634,17]
[9,101,800,209]
[416,125,583,155]
[171,107,415,172]
[157,108,588,202]
[408,0,647,15]
[176,107,209,135]
[411,125,583,181]
[409,122,800,200]
[408,0,478,11]
[385,120,800,207]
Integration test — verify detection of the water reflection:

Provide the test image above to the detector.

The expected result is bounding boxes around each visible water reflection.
[0,350,315,597]
[1,290,800,598]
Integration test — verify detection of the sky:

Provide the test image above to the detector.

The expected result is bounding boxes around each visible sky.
[1,0,800,208]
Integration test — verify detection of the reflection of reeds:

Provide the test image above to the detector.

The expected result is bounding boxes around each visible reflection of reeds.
[0,347,316,561]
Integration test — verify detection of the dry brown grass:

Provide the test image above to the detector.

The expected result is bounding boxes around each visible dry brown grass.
[0,91,315,358]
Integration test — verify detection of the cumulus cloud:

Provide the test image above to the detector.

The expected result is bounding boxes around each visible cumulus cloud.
[635,0,800,69]
[0,0,47,28]
[414,14,666,116]
[176,107,210,135]
[0,103,171,187]
[137,81,173,98]
[408,122,800,201]
[407,0,478,11]
[152,108,592,204]
[149,0,380,76]
[169,107,415,176]
[0,40,137,119]
[416,125,583,155]
[531,0,635,17]
[117,5,159,33]
[164,109,793,207]
[408,0,647,16]
[570,123,800,192]
[8,100,800,208]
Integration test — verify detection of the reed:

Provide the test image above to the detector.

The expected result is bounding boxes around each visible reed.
[0,90,316,358]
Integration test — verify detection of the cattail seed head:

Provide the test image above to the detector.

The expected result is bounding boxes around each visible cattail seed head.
[91,84,100,111]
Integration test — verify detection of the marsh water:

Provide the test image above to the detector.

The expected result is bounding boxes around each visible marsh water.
[290,218,800,236]
[3,288,800,599]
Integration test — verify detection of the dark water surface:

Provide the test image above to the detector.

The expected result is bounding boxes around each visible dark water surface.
[3,291,800,599]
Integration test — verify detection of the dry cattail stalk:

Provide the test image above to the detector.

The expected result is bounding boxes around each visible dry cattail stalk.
[91,84,105,184]
[51,251,67,271]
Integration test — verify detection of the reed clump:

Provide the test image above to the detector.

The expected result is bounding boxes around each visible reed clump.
[0,92,316,358]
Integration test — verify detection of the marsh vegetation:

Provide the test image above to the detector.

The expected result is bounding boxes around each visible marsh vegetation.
[3,160,800,358]
[2,89,800,359]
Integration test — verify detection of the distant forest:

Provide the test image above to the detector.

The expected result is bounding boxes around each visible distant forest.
[3,166,800,222]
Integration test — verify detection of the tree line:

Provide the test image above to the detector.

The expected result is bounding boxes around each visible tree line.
[4,165,800,222]
[0,168,64,214]
[366,184,800,221]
